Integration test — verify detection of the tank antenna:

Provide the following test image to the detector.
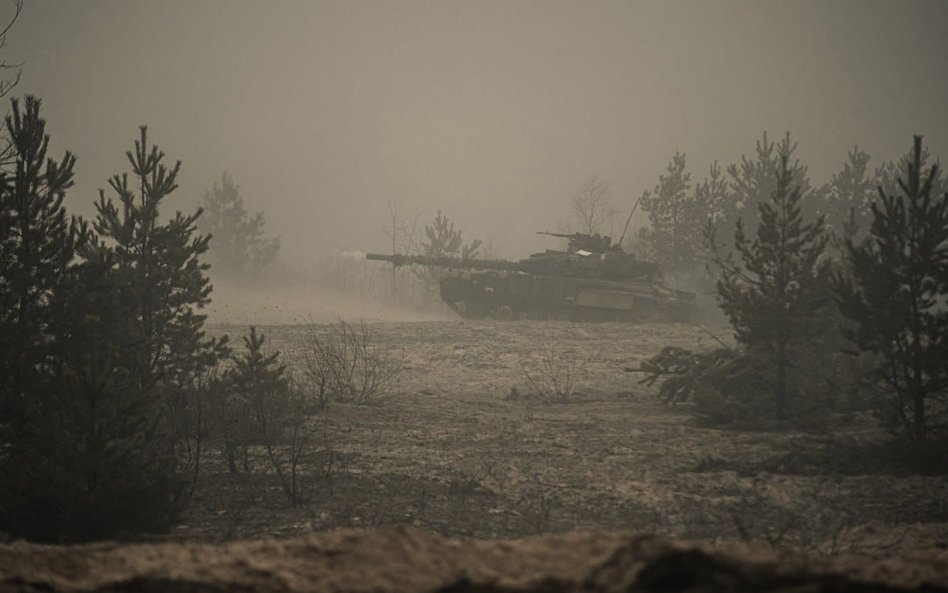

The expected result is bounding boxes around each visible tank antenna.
[617,191,646,248]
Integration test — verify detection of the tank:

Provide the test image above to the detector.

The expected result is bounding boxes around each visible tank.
[366,232,698,322]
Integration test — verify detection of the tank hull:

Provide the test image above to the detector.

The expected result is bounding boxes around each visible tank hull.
[439,270,697,322]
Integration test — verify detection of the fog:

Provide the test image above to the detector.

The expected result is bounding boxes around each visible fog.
[6,1,948,568]
[8,0,947,269]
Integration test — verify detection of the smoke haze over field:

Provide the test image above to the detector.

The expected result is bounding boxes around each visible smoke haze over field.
[7,1,948,555]
[205,279,456,325]
[6,0,948,263]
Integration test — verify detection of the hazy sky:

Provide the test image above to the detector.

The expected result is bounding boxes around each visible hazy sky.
[6,0,948,262]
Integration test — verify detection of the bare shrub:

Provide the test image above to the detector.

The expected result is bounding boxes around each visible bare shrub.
[209,368,253,474]
[728,475,871,555]
[300,320,403,407]
[259,374,339,508]
[170,368,224,492]
[257,383,310,507]
[520,349,579,402]
[515,478,557,533]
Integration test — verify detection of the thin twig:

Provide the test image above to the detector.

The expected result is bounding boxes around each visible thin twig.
[689,322,733,350]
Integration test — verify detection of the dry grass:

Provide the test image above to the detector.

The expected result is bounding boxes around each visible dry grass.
[178,320,948,552]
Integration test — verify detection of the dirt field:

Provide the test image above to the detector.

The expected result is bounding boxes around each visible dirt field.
[179,320,948,555]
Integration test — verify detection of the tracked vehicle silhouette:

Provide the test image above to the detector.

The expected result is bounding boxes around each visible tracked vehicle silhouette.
[368,232,698,322]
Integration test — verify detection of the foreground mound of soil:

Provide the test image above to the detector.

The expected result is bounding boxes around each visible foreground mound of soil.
[1,528,946,592]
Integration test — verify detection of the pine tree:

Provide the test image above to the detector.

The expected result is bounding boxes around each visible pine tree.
[0,96,90,540]
[696,161,729,229]
[218,326,289,474]
[714,155,829,421]
[91,126,226,395]
[822,146,875,242]
[226,327,306,504]
[696,161,731,267]
[32,126,228,539]
[4,248,188,541]
[639,153,702,273]
[875,144,946,212]
[0,96,82,442]
[415,210,481,284]
[198,171,280,278]
[834,136,948,441]
[722,132,824,248]
[421,210,481,259]
[229,326,290,440]
[0,111,216,542]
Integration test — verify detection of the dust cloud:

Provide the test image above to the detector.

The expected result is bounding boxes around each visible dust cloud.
[3,1,948,574]
[205,281,453,326]
[6,1,948,286]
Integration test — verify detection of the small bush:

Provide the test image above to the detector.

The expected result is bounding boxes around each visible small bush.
[220,327,314,505]
[729,475,862,555]
[520,349,579,402]
[299,319,403,407]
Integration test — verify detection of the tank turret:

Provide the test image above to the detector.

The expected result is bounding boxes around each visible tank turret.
[535,231,615,254]
[367,232,697,322]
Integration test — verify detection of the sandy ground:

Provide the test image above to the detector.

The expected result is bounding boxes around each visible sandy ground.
[4,528,948,592]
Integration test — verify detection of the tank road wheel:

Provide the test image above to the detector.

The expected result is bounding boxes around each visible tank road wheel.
[490,303,517,321]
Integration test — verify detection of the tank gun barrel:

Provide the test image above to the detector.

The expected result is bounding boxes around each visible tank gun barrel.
[365,252,407,265]
[365,253,519,271]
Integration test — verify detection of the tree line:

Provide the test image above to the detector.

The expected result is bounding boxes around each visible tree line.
[568,133,945,280]
[635,134,948,456]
